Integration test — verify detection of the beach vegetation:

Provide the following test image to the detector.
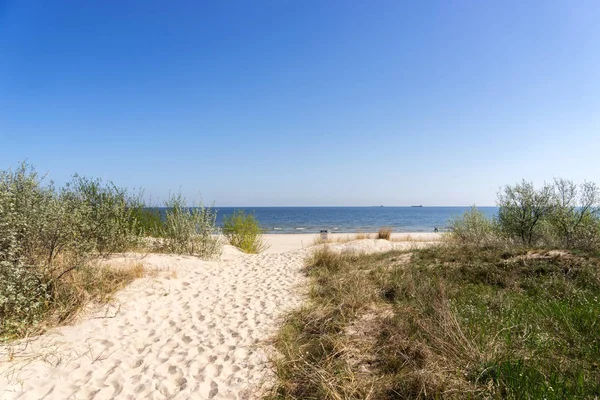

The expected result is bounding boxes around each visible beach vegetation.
[377,227,392,240]
[450,179,600,251]
[157,192,221,258]
[269,244,600,399]
[0,162,219,341]
[448,205,499,246]
[270,178,600,399]
[222,210,268,254]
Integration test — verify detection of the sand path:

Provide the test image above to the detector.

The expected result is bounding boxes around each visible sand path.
[1,247,307,400]
[0,236,438,399]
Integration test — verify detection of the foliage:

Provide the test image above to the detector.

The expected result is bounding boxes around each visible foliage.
[450,179,600,251]
[547,178,600,250]
[0,162,152,340]
[65,175,143,254]
[222,210,268,254]
[497,179,555,246]
[160,193,221,258]
[131,207,165,237]
[449,205,499,246]
[268,245,600,399]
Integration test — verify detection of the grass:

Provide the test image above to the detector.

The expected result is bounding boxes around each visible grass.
[377,227,392,240]
[222,209,269,254]
[312,232,440,246]
[2,261,149,342]
[267,244,600,399]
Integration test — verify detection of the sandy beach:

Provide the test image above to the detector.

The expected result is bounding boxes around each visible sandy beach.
[0,233,440,400]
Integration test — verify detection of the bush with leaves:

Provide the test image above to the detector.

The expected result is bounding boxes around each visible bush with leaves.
[547,178,600,250]
[159,193,221,258]
[449,206,499,246]
[222,210,268,254]
[66,175,143,254]
[497,180,555,246]
[0,163,147,340]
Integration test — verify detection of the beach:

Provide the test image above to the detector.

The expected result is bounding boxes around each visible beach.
[0,233,439,400]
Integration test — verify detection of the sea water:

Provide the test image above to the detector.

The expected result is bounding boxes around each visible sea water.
[207,206,498,234]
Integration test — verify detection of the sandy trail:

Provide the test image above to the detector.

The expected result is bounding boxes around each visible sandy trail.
[0,235,438,399]
[1,247,307,400]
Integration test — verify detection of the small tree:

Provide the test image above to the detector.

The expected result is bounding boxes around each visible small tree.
[549,179,600,249]
[497,180,555,246]
[222,210,269,254]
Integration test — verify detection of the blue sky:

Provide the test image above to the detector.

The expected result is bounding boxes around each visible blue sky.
[1,1,599,206]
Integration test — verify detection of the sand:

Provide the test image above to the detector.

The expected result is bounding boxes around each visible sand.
[0,233,440,399]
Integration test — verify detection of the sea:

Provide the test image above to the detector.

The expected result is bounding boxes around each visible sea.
[204,206,498,234]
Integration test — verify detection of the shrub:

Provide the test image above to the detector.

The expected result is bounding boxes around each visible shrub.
[497,180,555,246]
[65,175,143,254]
[548,179,600,250]
[449,206,498,246]
[377,227,392,240]
[222,210,268,254]
[0,162,147,340]
[131,207,165,237]
[160,193,221,258]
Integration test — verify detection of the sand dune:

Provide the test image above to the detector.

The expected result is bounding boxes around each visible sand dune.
[0,234,439,399]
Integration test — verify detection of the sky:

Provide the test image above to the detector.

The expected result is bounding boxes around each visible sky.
[1,1,599,206]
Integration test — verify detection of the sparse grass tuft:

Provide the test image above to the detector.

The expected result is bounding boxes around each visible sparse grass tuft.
[377,227,392,240]
[268,244,600,399]
[354,232,373,240]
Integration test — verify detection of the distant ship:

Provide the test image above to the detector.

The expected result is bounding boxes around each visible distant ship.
[411,205,423,207]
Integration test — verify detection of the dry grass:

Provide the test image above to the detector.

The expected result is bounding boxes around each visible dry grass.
[312,232,377,246]
[2,260,149,342]
[377,227,392,240]
[267,245,600,399]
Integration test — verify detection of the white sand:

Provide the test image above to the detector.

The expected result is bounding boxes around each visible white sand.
[0,233,440,399]
[265,232,442,253]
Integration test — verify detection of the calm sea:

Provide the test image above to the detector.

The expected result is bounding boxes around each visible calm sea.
[204,206,498,234]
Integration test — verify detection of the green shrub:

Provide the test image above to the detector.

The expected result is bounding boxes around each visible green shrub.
[547,178,600,250]
[131,207,165,237]
[222,210,268,254]
[0,163,146,340]
[497,180,555,246]
[65,175,142,254]
[449,206,499,246]
[159,193,221,258]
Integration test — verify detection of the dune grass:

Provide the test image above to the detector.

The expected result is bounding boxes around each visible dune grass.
[267,244,600,399]
[377,227,392,240]
[222,210,269,254]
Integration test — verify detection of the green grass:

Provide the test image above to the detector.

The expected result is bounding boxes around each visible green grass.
[222,210,268,254]
[267,245,600,399]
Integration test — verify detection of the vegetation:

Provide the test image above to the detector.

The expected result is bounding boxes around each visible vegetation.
[158,193,221,257]
[377,227,392,240]
[269,244,600,399]
[448,179,600,250]
[448,206,498,246]
[270,178,600,399]
[0,162,221,341]
[222,210,268,253]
